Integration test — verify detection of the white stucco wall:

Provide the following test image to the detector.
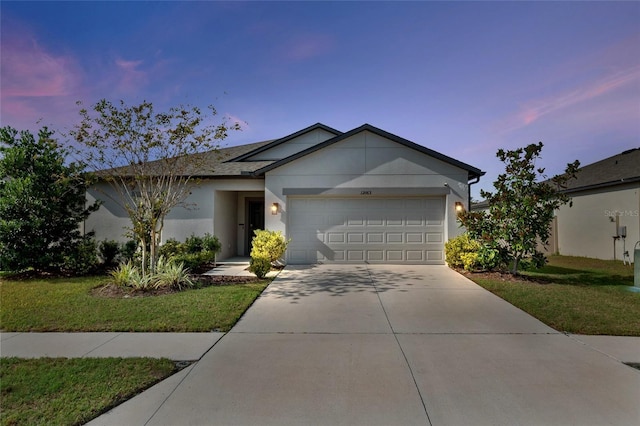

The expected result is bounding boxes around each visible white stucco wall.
[556,183,639,261]
[264,130,471,243]
[85,179,265,255]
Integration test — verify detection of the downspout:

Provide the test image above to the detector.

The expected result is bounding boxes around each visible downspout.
[467,174,483,210]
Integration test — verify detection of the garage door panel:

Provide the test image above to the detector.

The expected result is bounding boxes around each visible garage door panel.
[406,233,424,243]
[287,197,445,264]
[387,233,404,244]
[406,251,425,261]
[328,233,345,243]
[387,251,404,261]
[367,233,384,243]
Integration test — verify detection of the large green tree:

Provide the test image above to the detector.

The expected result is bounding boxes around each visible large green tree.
[71,99,241,276]
[459,142,580,274]
[0,127,100,272]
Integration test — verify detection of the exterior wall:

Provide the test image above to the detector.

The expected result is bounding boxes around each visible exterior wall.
[85,183,132,243]
[556,183,639,261]
[84,179,265,256]
[214,191,238,260]
[246,128,337,160]
[264,130,471,248]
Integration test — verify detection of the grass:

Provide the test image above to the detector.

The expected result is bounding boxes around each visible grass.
[0,275,270,424]
[468,255,640,336]
[0,357,176,426]
[0,276,269,332]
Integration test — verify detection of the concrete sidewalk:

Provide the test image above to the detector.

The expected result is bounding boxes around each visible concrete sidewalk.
[2,331,636,364]
[86,265,640,426]
[0,332,223,360]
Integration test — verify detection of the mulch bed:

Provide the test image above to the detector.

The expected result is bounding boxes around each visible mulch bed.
[91,274,263,299]
[454,269,550,285]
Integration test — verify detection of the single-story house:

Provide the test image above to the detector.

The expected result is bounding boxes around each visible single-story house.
[85,123,484,264]
[553,148,639,262]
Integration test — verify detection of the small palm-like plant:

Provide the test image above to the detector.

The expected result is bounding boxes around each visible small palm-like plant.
[154,256,195,291]
[111,261,138,287]
[111,261,153,290]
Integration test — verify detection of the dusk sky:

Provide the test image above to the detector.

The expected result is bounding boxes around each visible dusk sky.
[1,1,639,198]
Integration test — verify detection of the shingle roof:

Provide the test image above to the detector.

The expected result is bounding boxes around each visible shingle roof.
[103,140,275,178]
[563,147,640,192]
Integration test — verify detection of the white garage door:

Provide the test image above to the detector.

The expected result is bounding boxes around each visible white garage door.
[287,197,445,264]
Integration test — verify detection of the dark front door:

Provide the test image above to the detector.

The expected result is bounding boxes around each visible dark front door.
[246,200,265,255]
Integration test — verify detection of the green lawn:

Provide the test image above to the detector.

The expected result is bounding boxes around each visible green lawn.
[0,276,269,332]
[0,275,270,425]
[468,255,640,336]
[0,357,176,426]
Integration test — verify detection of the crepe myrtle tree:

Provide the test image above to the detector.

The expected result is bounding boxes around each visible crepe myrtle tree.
[71,99,241,276]
[458,142,580,274]
[0,126,100,272]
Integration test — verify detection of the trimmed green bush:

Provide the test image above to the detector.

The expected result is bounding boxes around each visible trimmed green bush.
[158,233,221,270]
[445,233,481,271]
[248,230,290,279]
[249,230,289,263]
[249,257,272,279]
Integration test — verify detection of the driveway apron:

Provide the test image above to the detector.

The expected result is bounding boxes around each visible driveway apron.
[95,264,640,426]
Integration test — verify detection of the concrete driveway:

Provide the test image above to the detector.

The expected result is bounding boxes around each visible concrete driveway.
[92,264,640,426]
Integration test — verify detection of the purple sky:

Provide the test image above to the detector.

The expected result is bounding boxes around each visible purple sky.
[2,1,639,198]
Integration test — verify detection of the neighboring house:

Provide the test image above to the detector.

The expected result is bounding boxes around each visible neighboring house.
[554,148,640,262]
[85,123,484,265]
[471,148,640,262]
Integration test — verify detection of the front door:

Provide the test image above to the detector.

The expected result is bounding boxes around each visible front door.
[246,200,265,255]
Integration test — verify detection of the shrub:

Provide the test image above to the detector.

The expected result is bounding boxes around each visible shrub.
[250,230,289,264]
[158,234,221,270]
[201,233,222,256]
[63,235,99,275]
[111,261,139,287]
[154,257,195,291]
[249,230,289,279]
[99,240,121,266]
[158,239,182,259]
[121,240,138,262]
[249,256,272,279]
[184,235,203,254]
[445,233,480,270]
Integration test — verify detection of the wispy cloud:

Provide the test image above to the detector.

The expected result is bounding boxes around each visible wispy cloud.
[114,58,148,92]
[1,37,81,98]
[516,66,640,128]
[494,64,640,135]
[0,30,86,131]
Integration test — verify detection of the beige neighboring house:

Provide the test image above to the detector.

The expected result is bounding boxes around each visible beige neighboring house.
[471,148,640,262]
[85,123,484,265]
[554,148,640,262]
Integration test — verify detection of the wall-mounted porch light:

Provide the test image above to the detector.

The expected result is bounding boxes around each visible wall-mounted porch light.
[455,201,465,213]
[271,202,279,215]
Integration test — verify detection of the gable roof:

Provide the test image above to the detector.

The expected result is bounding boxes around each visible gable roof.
[562,147,640,193]
[251,123,485,180]
[228,123,342,162]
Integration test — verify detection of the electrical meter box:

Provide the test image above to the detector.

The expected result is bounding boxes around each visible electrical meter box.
[618,226,627,238]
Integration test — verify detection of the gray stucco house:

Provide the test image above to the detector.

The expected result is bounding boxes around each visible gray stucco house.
[85,123,484,264]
